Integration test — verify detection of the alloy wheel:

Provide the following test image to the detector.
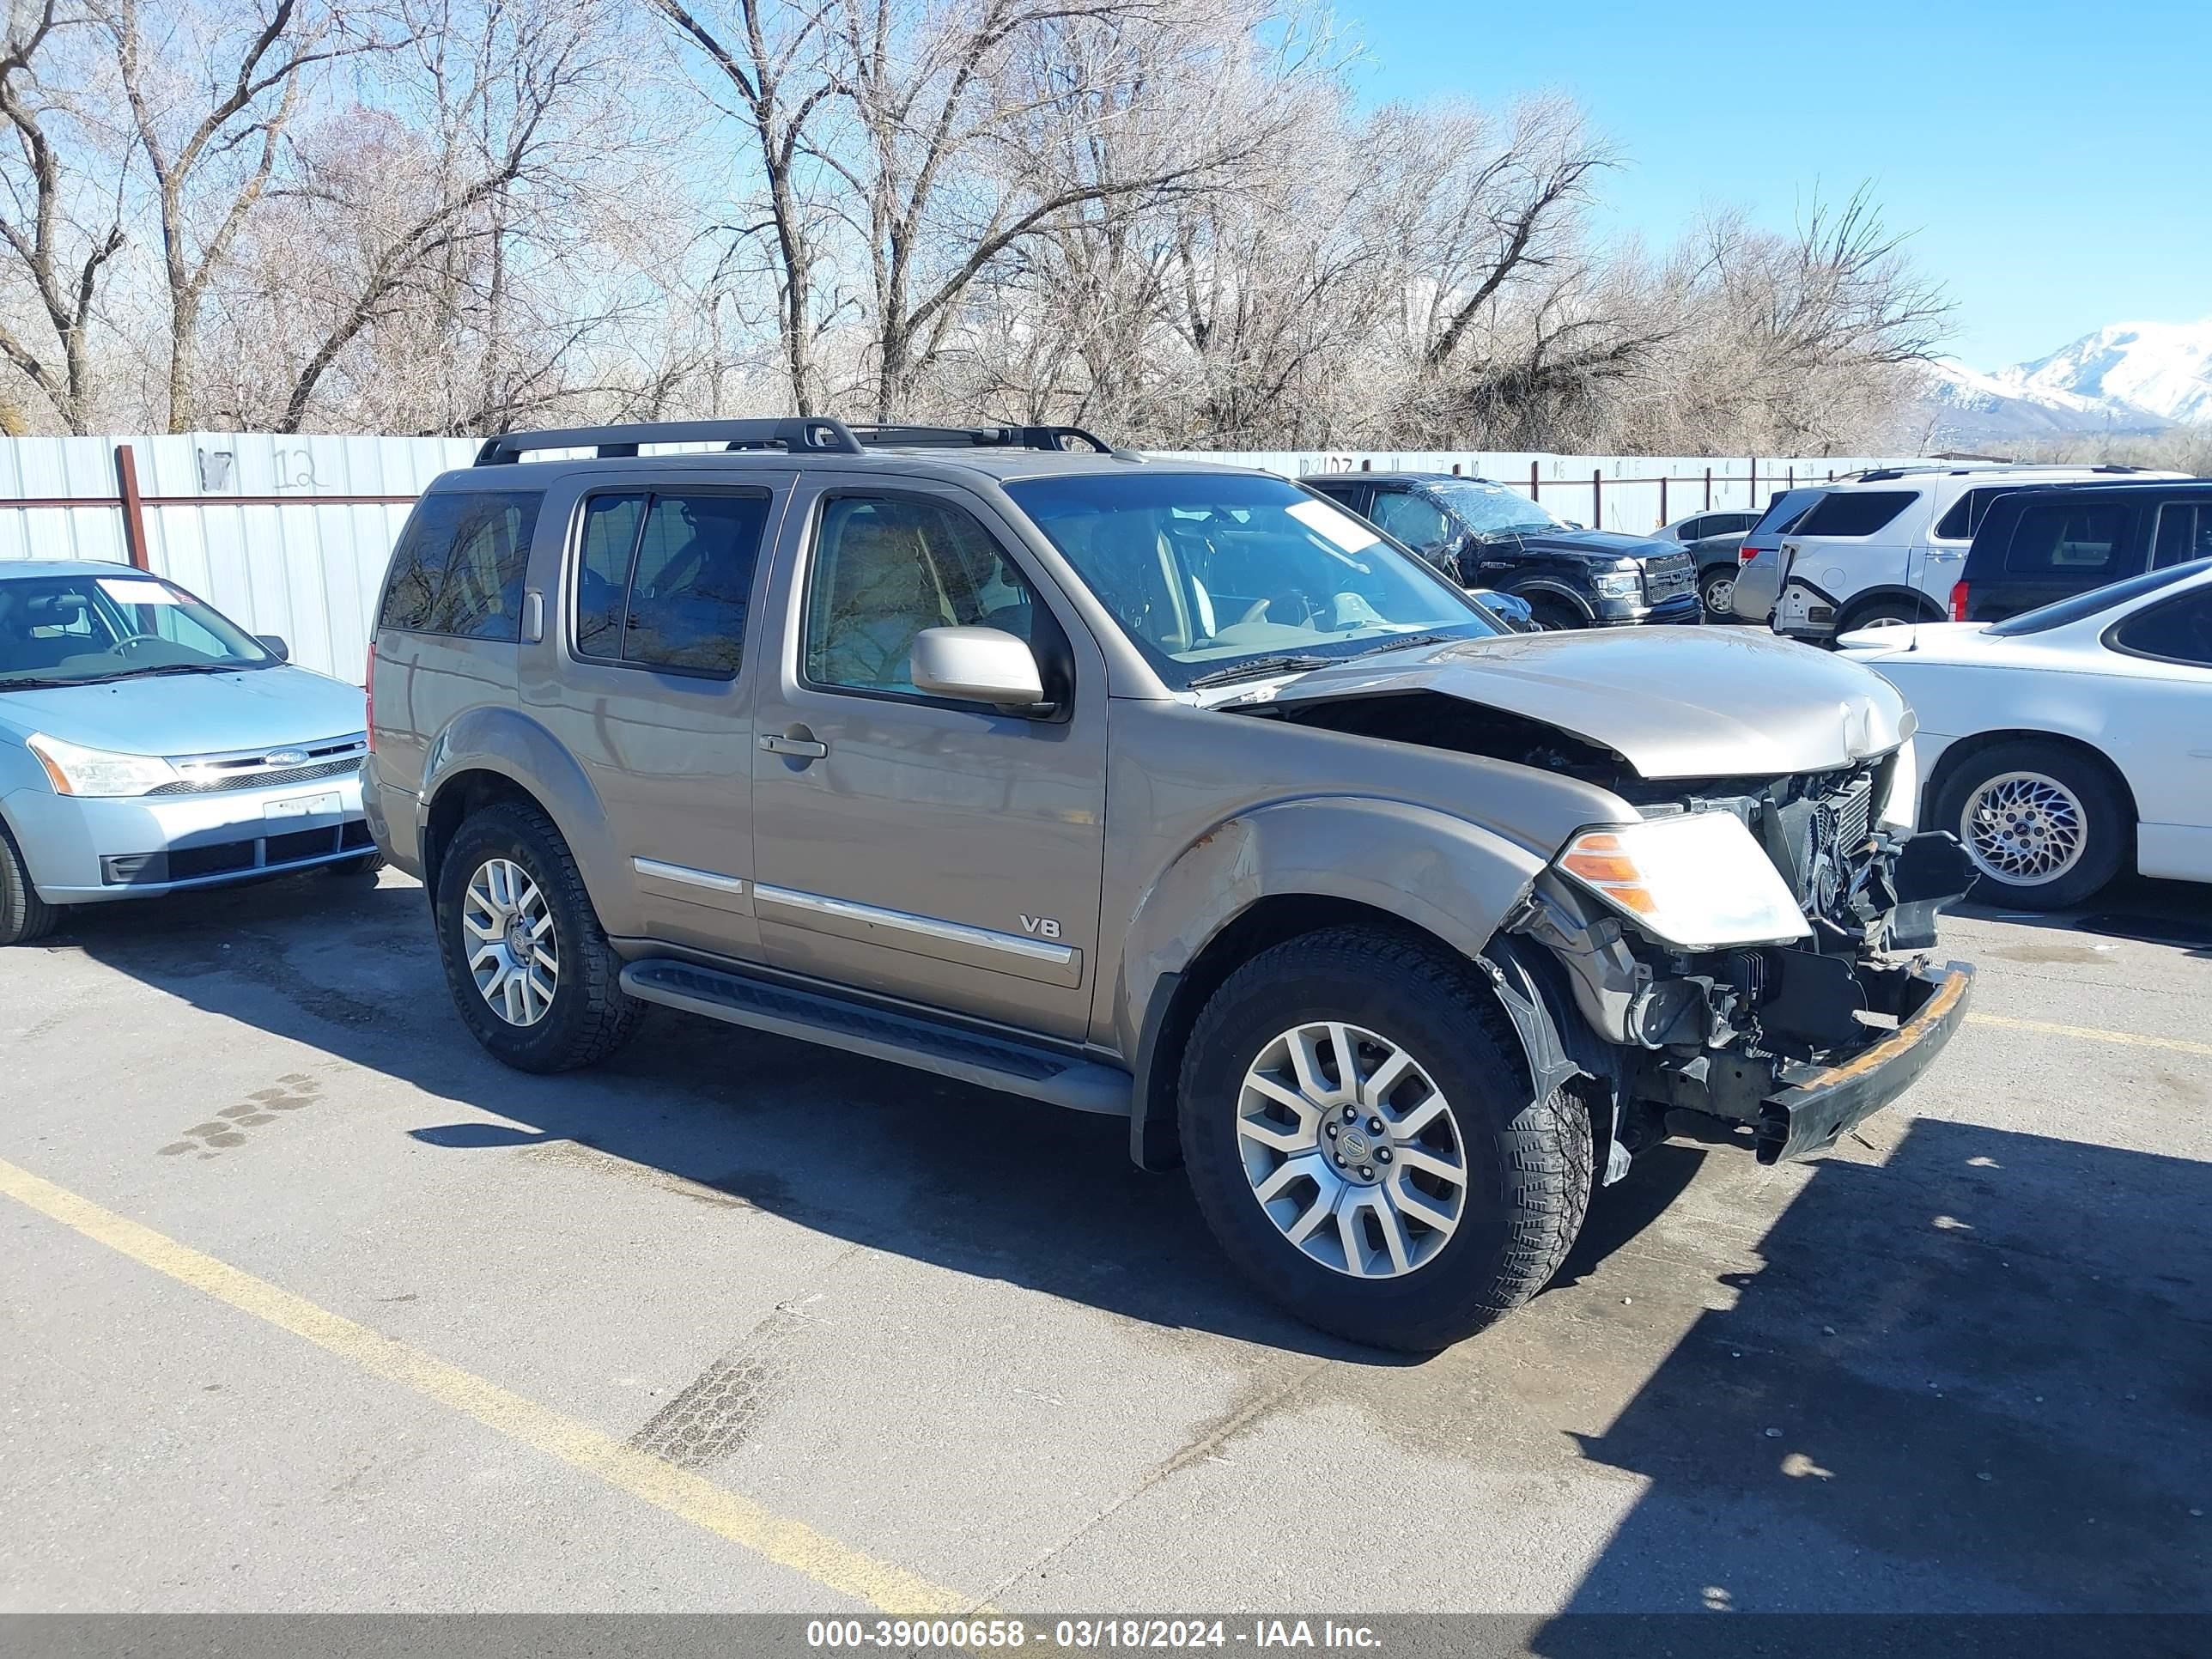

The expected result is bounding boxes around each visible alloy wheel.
[1237,1021,1468,1279]
[461,857,559,1025]
[1960,770,2087,886]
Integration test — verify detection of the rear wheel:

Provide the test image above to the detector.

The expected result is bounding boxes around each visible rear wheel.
[324,851,385,878]
[1178,927,1592,1351]
[434,800,642,1071]
[1837,594,1936,634]
[1698,565,1738,620]
[1935,740,2128,911]
[0,819,60,946]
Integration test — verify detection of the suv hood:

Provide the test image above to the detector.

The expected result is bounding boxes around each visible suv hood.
[1498,527,1680,562]
[1251,627,1911,780]
[0,665,366,757]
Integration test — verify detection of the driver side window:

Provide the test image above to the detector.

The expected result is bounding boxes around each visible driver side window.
[1367,489,1452,550]
[804,495,1041,696]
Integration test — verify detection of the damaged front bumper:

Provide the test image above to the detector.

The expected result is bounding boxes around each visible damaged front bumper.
[1640,958,1974,1163]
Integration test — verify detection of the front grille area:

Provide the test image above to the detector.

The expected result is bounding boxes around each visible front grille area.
[150,734,368,795]
[100,820,371,887]
[149,754,363,795]
[1764,768,1878,923]
[1644,554,1697,603]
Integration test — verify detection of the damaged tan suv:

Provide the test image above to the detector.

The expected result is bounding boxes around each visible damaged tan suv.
[365,419,1977,1350]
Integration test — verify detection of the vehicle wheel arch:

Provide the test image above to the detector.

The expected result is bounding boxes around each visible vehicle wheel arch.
[1919,728,2139,836]
[418,720,617,917]
[1836,586,1945,631]
[1505,580,1594,624]
[1130,893,1474,1171]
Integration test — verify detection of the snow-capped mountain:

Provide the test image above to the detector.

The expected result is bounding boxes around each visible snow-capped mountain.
[1918,319,2212,443]
[1999,321,2212,425]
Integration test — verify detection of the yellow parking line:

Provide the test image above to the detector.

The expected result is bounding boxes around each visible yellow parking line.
[1968,1012,2212,1060]
[0,1156,973,1615]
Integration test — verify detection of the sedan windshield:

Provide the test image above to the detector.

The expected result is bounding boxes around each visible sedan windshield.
[0,572,271,688]
[1004,473,1506,690]
[1431,479,1564,535]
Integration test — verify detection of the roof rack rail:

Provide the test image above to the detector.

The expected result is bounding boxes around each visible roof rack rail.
[843,423,1119,454]
[473,418,864,465]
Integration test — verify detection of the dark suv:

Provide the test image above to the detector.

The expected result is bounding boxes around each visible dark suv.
[1301,472,1702,630]
[1954,479,2212,622]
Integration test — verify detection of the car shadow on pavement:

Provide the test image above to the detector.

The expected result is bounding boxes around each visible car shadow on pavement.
[1955,872,2212,958]
[1531,1115,2212,1628]
[62,872,1465,1363]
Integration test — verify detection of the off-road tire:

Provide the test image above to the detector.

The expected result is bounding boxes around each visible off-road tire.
[434,799,642,1072]
[1934,739,2129,911]
[0,818,60,946]
[1178,927,1593,1351]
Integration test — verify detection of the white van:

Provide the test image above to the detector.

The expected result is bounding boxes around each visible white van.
[1772,464,2180,642]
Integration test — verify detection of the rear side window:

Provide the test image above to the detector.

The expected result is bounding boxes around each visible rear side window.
[1367,489,1453,550]
[571,489,770,678]
[2152,501,2212,568]
[1933,487,2011,541]
[379,490,542,639]
[2109,588,2212,665]
[2002,502,2128,577]
[1748,489,1823,539]
[1794,490,1917,538]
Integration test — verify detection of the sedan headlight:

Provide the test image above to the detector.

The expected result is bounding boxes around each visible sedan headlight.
[1592,569,1643,599]
[26,732,181,798]
[1557,812,1811,951]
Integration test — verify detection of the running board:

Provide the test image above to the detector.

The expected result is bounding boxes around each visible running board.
[619,958,1132,1117]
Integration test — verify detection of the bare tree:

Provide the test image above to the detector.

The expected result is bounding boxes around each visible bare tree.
[96,0,382,430]
[645,0,845,415]
[0,0,124,432]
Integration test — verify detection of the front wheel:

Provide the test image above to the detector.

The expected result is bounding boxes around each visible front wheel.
[434,800,643,1071]
[0,819,61,946]
[1935,741,2128,911]
[1178,927,1593,1351]
[1523,598,1587,632]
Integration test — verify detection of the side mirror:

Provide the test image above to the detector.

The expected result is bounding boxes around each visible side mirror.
[254,634,290,661]
[910,626,1048,712]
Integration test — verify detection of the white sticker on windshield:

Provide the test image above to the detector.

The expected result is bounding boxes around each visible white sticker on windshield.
[97,577,181,605]
[1286,497,1382,554]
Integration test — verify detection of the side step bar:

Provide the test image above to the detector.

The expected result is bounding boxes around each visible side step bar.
[620,958,1133,1118]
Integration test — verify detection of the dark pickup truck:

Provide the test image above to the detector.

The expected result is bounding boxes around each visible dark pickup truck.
[1304,471,1704,631]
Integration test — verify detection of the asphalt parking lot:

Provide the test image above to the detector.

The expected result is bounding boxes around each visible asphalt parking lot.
[2,867,2208,1620]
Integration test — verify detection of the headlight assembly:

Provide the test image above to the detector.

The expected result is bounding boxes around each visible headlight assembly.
[1556,811,1811,951]
[26,732,181,798]
[1592,570,1642,600]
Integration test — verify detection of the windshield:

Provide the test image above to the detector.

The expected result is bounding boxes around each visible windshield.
[1431,479,1565,535]
[1004,472,1506,690]
[0,572,271,688]
[1988,559,2212,636]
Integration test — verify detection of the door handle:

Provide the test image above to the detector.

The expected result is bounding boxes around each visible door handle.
[760,733,829,759]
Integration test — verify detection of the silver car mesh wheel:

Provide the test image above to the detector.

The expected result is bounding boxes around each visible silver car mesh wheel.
[1237,1021,1468,1279]
[1960,769,2088,886]
[461,857,560,1026]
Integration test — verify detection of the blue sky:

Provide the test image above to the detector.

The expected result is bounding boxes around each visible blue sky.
[1343,0,2212,368]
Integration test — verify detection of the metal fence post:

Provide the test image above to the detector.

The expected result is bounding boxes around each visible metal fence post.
[1529,460,1540,501]
[114,442,150,571]
[1658,476,1668,526]
[1704,467,1712,509]
[1591,468,1602,528]
[1747,457,1758,511]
